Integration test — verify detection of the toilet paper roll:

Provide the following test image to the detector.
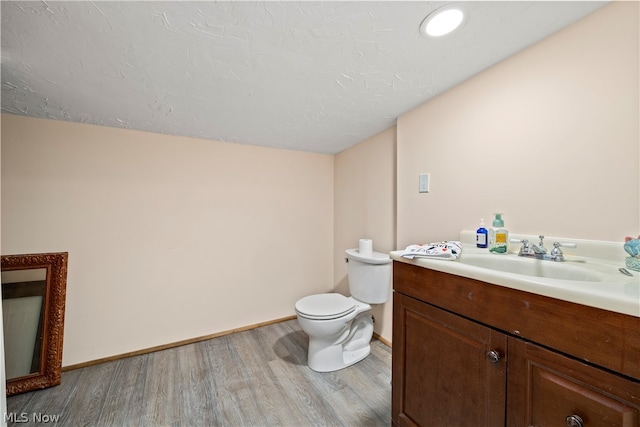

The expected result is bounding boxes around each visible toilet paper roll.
[359,239,373,256]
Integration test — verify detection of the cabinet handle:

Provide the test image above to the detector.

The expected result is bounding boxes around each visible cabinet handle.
[566,415,584,427]
[486,350,501,363]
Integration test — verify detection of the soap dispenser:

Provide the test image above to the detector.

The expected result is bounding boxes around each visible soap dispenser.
[489,213,509,254]
[476,219,488,248]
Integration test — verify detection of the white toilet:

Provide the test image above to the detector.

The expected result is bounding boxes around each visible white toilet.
[295,248,392,372]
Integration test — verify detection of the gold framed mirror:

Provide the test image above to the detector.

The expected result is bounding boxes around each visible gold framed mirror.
[1,252,68,396]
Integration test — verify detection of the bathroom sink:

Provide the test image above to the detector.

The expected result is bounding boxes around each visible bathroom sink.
[457,253,604,282]
[390,231,640,317]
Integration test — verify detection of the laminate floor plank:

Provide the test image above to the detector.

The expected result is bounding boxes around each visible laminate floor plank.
[37,368,84,425]
[6,319,391,427]
[230,331,294,426]
[95,354,149,426]
[267,357,344,427]
[175,344,218,427]
[60,361,120,426]
[205,334,256,426]
[140,346,182,426]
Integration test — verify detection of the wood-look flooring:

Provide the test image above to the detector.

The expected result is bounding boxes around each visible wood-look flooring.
[7,319,392,426]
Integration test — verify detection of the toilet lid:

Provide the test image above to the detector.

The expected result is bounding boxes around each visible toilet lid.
[295,293,356,320]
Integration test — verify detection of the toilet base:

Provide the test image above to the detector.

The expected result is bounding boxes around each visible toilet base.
[306,312,374,372]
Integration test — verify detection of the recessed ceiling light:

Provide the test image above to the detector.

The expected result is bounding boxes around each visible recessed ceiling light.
[420,6,465,37]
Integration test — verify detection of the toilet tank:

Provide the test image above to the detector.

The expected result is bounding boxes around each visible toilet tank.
[345,249,392,304]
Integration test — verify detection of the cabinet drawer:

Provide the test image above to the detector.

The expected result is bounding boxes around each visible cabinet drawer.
[508,338,640,427]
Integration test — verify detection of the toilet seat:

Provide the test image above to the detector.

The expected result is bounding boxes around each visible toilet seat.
[295,293,356,320]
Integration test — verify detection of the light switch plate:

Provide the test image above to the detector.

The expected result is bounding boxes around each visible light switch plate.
[419,173,430,193]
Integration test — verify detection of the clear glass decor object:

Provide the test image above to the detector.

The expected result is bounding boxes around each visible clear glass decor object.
[623,237,640,271]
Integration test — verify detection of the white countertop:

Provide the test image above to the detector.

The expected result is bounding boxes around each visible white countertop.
[390,231,640,317]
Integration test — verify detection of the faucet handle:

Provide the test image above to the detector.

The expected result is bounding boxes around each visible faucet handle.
[510,239,532,255]
[554,241,577,249]
[550,242,577,257]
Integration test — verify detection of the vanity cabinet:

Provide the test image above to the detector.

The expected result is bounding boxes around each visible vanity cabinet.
[392,261,640,427]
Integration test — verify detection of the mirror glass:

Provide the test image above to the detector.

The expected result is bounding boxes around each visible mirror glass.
[1,252,68,396]
[2,268,47,379]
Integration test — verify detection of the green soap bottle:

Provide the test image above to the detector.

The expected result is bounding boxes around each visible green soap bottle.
[489,213,509,254]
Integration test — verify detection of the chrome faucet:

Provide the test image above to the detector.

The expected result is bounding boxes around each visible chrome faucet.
[532,235,547,254]
[511,235,576,262]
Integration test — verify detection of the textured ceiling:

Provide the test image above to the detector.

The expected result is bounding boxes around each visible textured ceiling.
[1,1,606,154]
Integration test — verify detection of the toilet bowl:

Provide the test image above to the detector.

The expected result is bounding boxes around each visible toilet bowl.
[295,248,392,372]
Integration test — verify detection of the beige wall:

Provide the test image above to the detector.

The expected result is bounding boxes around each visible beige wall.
[334,126,396,343]
[397,1,639,247]
[1,114,334,366]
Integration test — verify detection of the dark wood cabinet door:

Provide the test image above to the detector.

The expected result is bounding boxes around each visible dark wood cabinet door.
[392,293,507,427]
[507,338,640,427]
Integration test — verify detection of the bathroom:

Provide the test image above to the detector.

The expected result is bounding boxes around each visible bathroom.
[1,1,638,424]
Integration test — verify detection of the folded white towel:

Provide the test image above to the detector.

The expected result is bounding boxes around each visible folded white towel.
[401,241,463,260]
